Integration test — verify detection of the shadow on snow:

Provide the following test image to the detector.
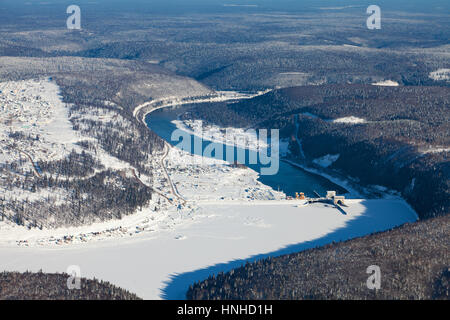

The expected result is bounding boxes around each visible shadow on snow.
[160,200,415,299]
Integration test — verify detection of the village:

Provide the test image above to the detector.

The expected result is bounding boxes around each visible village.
[0,78,354,248]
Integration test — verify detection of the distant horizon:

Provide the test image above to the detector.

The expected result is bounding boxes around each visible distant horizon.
[1,0,449,15]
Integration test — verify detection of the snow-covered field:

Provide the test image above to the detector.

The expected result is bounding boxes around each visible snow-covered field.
[332,116,367,124]
[0,79,81,164]
[167,148,285,202]
[429,68,450,81]
[0,147,284,246]
[172,119,269,151]
[0,198,417,299]
[0,79,143,178]
[0,79,85,206]
[313,154,340,168]
[0,79,158,227]
[301,112,367,125]
[372,80,399,86]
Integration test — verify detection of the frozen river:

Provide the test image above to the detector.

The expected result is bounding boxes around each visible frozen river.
[0,101,418,300]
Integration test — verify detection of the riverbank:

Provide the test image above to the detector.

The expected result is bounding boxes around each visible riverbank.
[168,104,414,202]
[0,144,285,247]
[0,92,419,300]
[133,90,270,124]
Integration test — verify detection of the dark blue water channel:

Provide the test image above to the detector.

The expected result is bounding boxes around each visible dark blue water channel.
[145,105,347,198]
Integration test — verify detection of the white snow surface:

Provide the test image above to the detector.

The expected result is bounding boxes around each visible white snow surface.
[302,112,367,125]
[0,79,81,161]
[0,198,418,300]
[429,68,450,81]
[313,154,340,168]
[332,116,367,124]
[419,146,450,154]
[0,146,284,246]
[372,80,399,86]
[172,119,269,151]
[0,79,141,212]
